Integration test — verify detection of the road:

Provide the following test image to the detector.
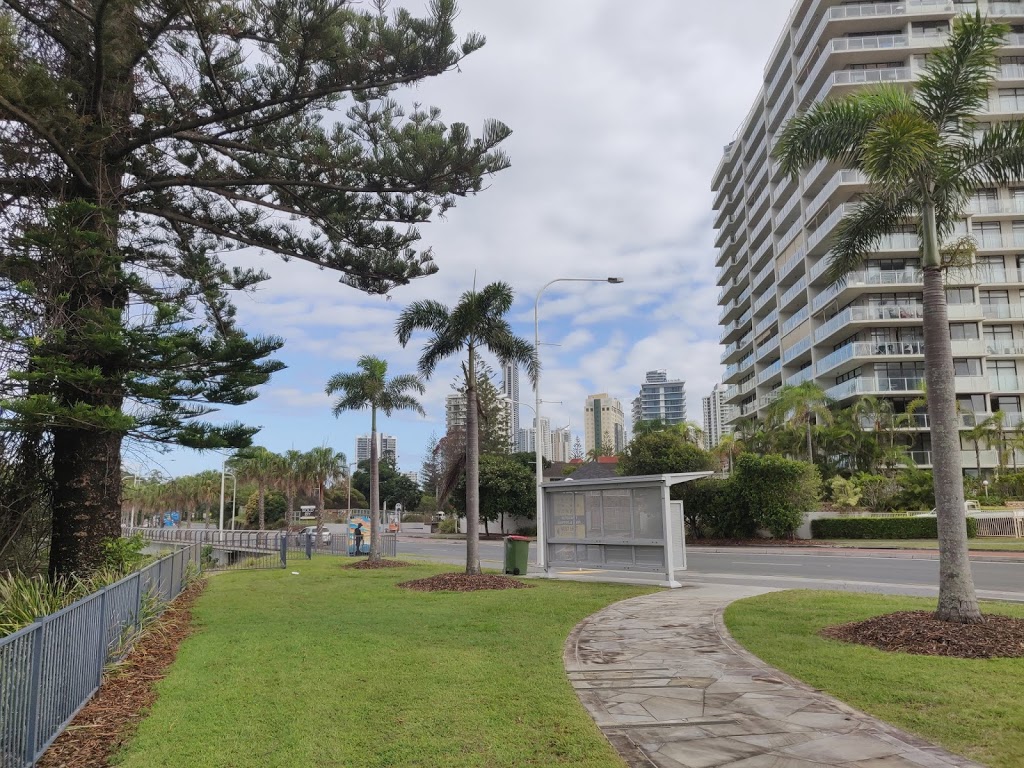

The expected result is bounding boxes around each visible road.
[397,537,1024,600]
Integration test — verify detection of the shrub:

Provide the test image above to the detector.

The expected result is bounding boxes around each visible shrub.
[891,467,935,511]
[102,533,147,573]
[682,478,756,540]
[829,477,862,508]
[735,454,820,538]
[811,516,978,539]
[618,431,715,476]
[437,517,458,534]
[855,473,899,513]
[516,525,537,537]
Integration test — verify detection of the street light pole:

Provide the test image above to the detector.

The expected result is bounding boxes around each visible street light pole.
[534,277,623,573]
[219,458,227,537]
[348,461,358,516]
[229,470,238,531]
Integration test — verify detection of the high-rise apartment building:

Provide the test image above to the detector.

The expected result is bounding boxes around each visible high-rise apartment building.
[445,394,467,433]
[502,363,520,447]
[517,417,553,459]
[551,426,572,462]
[355,434,397,464]
[702,384,731,451]
[714,0,1024,475]
[584,394,626,456]
[631,370,686,429]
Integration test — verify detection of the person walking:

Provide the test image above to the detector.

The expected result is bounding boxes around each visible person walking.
[352,521,364,556]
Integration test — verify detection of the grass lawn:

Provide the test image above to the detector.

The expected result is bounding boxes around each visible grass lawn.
[113,559,653,768]
[827,538,1024,552]
[725,591,1024,768]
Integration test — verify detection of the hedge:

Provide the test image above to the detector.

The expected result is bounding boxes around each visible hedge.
[811,516,978,540]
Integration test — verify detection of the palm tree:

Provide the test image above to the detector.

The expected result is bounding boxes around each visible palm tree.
[280,449,307,526]
[775,14,1024,621]
[229,447,279,530]
[303,446,347,539]
[326,356,425,562]
[963,418,993,476]
[765,382,833,462]
[712,434,744,473]
[396,281,538,576]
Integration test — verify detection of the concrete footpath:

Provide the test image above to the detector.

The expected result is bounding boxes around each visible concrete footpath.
[687,545,1024,563]
[564,585,982,768]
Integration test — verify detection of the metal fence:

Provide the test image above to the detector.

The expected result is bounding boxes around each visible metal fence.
[975,514,1024,538]
[129,526,397,564]
[0,545,198,768]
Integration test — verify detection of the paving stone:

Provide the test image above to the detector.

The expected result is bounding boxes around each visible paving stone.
[564,584,984,768]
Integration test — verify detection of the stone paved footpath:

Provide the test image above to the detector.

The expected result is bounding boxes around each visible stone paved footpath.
[563,584,984,768]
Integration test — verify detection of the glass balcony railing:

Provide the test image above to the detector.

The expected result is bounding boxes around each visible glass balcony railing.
[982,303,1024,320]
[826,376,925,400]
[815,341,925,376]
[782,335,812,364]
[780,276,808,308]
[755,309,780,337]
[786,367,814,386]
[756,334,780,360]
[782,305,810,336]
[757,359,783,384]
[814,304,925,343]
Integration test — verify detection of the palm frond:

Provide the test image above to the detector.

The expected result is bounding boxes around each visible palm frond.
[827,193,917,285]
[418,330,464,379]
[485,330,539,388]
[954,120,1024,186]
[395,300,450,346]
[774,85,915,175]
[381,393,427,418]
[437,448,466,508]
[861,109,939,195]
[915,12,1007,129]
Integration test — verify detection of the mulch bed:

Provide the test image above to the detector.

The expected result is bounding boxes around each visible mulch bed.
[398,573,533,592]
[343,559,415,569]
[821,610,1024,659]
[38,579,207,768]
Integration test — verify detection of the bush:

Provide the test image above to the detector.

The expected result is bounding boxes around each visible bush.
[682,478,756,540]
[244,490,287,527]
[855,473,899,513]
[437,517,458,534]
[516,525,537,536]
[811,516,978,539]
[735,454,820,538]
[102,533,147,573]
[891,467,935,511]
[829,477,862,508]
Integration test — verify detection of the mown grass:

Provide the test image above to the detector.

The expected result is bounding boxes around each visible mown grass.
[114,559,653,768]
[725,591,1024,768]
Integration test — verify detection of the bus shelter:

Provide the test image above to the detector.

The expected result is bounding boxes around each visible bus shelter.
[539,472,711,588]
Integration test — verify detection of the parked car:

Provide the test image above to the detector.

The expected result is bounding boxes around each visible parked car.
[298,526,331,544]
[914,500,981,518]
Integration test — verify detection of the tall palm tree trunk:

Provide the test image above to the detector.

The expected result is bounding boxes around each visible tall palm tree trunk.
[976,443,982,474]
[258,483,266,531]
[465,343,482,575]
[806,421,813,463]
[922,215,981,621]
[369,406,381,562]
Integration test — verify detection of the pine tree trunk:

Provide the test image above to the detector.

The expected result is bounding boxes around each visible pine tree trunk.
[369,407,381,562]
[49,429,123,579]
[465,344,482,575]
[921,208,981,622]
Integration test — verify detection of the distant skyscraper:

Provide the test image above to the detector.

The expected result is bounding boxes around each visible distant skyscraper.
[445,394,467,433]
[502,363,520,443]
[355,434,397,464]
[701,384,729,451]
[584,394,626,455]
[632,370,686,430]
[551,427,572,463]
[403,470,420,486]
[517,417,552,460]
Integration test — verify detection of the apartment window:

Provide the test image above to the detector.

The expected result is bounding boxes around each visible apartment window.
[981,289,1010,306]
[847,61,904,71]
[974,122,992,143]
[958,395,986,413]
[974,221,1003,248]
[866,258,918,272]
[979,255,1007,281]
[874,361,925,378]
[996,396,1022,414]
[953,359,982,376]
[946,287,975,305]
[985,324,1014,344]
[993,360,1018,375]
[999,88,1024,112]
[870,327,923,343]
[836,367,862,385]
[950,323,980,341]
[866,292,921,307]
[912,22,949,37]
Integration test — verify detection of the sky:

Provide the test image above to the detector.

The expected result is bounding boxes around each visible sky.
[140,0,796,480]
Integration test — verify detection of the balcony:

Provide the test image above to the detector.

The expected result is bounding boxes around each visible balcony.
[778,246,806,283]
[752,259,776,291]
[811,67,913,107]
[815,341,925,377]
[780,275,808,310]
[814,304,925,344]
[720,332,753,364]
[806,169,868,218]
[948,303,984,321]
[782,334,812,364]
[756,334,781,361]
[826,376,925,401]
[757,359,783,385]
[749,238,774,272]
[758,389,782,409]
[811,268,923,312]
[782,304,810,336]
[777,216,804,252]
[806,203,859,254]
[966,197,1024,216]
[773,192,802,232]
[799,35,911,104]
[982,303,1024,320]
[999,63,1024,83]
[755,308,780,337]
[724,355,755,383]
[986,342,1024,357]
[786,367,815,386]
[991,374,1023,392]
[753,287,777,314]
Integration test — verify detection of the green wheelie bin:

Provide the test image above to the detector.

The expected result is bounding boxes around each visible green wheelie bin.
[503,535,531,575]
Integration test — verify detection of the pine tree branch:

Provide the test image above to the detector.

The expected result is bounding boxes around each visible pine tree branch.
[0,95,92,190]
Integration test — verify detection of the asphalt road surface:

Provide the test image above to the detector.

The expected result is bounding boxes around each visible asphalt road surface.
[397,536,1024,600]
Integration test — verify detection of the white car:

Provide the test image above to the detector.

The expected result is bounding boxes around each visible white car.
[914,500,981,518]
[298,526,331,544]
